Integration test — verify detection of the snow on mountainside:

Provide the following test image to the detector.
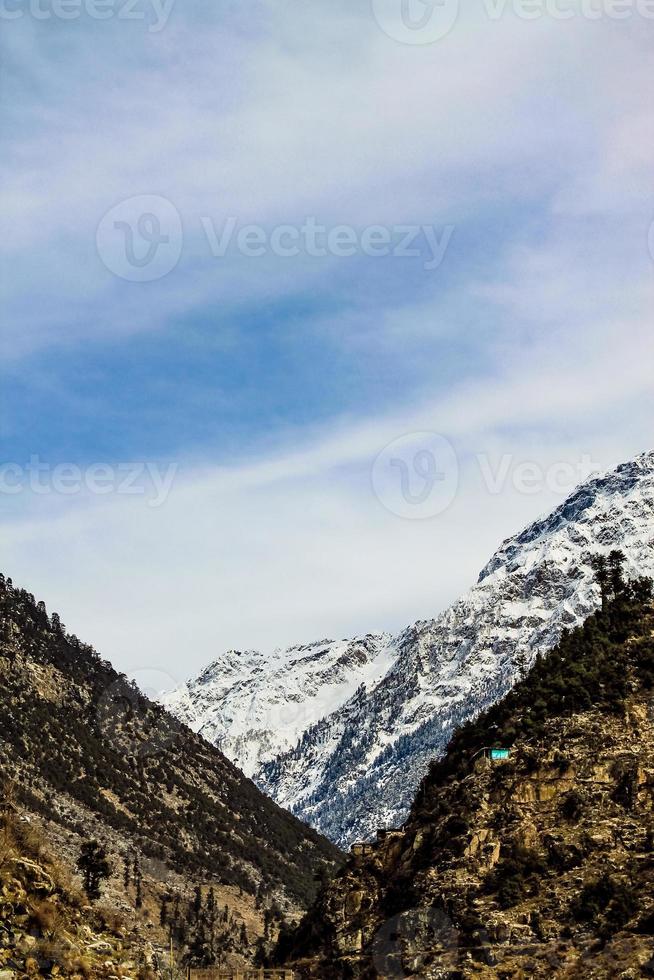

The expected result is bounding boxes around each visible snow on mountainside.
[163,451,654,848]
[161,634,394,777]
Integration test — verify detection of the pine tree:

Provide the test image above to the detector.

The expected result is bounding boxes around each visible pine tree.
[264,907,274,941]
[192,884,203,922]
[132,855,143,909]
[77,840,112,901]
[206,885,216,947]
[591,554,610,610]
[206,886,216,921]
[608,549,627,597]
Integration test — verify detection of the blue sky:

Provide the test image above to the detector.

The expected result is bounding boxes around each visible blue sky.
[2,0,653,681]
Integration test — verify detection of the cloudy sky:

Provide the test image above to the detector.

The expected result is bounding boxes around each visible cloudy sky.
[1,0,653,687]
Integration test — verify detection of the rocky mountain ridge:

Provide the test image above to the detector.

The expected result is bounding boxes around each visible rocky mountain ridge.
[164,450,654,848]
[161,633,394,778]
[277,571,654,978]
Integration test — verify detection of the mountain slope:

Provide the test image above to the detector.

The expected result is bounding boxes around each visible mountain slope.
[165,450,654,848]
[0,576,342,929]
[161,634,394,778]
[264,451,654,846]
[278,572,654,978]
[0,797,161,978]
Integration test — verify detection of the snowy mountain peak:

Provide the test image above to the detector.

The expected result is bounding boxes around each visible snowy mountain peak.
[479,450,654,584]
[161,632,394,777]
[163,451,654,847]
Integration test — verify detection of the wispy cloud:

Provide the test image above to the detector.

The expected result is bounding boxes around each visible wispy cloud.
[3,324,651,678]
[1,1,653,674]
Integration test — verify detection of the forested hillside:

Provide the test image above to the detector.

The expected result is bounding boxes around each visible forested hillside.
[279,555,654,978]
[0,574,342,972]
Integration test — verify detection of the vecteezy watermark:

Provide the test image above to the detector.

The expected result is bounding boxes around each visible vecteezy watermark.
[96,195,183,282]
[372,908,461,977]
[0,0,175,30]
[372,437,603,520]
[372,0,461,44]
[96,194,455,282]
[484,0,654,20]
[201,217,455,272]
[475,452,602,495]
[372,0,654,44]
[0,456,178,507]
[372,432,460,520]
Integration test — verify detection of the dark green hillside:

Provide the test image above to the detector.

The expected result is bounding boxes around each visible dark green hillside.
[0,573,342,913]
[279,556,654,978]
[418,551,654,800]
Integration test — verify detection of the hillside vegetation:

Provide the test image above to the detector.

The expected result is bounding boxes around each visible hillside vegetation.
[0,574,342,972]
[0,796,162,978]
[279,555,654,978]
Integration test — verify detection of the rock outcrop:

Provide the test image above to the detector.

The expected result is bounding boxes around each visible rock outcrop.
[0,802,158,978]
[279,573,654,977]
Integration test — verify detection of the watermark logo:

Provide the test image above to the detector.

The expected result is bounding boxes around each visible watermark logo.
[96,203,455,281]
[371,0,460,44]
[372,908,460,976]
[201,217,454,272]
[96,667,181,760]
[372,442,602,521]
[371,0,654,42]
[0,0,175,31]
[0,457,178,507]
[372,432,459,520]
[475,452,602,496]
[141,854,169,880]
[96,195,183,282]
[484,0,654,22]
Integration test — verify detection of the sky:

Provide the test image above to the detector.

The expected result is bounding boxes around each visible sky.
[1,0,653,689]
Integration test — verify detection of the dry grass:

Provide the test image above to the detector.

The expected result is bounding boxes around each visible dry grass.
[0,805,87,908]
[49,854,86,907]
[0,824,16,873]
[66,952,94,977]
[10,813,47,860]
[31,896,63,934]
[0,789,149,978]
[95,901,128,936]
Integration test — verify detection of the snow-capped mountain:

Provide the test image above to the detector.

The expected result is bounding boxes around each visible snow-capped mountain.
[163,451,654,848]
[161,633,394,777]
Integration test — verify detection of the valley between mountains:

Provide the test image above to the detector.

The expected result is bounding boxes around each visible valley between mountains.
[2,449,653,978]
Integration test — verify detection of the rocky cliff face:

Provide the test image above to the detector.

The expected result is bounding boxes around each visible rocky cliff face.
[165,451,654,849]
[279,580,654,978]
